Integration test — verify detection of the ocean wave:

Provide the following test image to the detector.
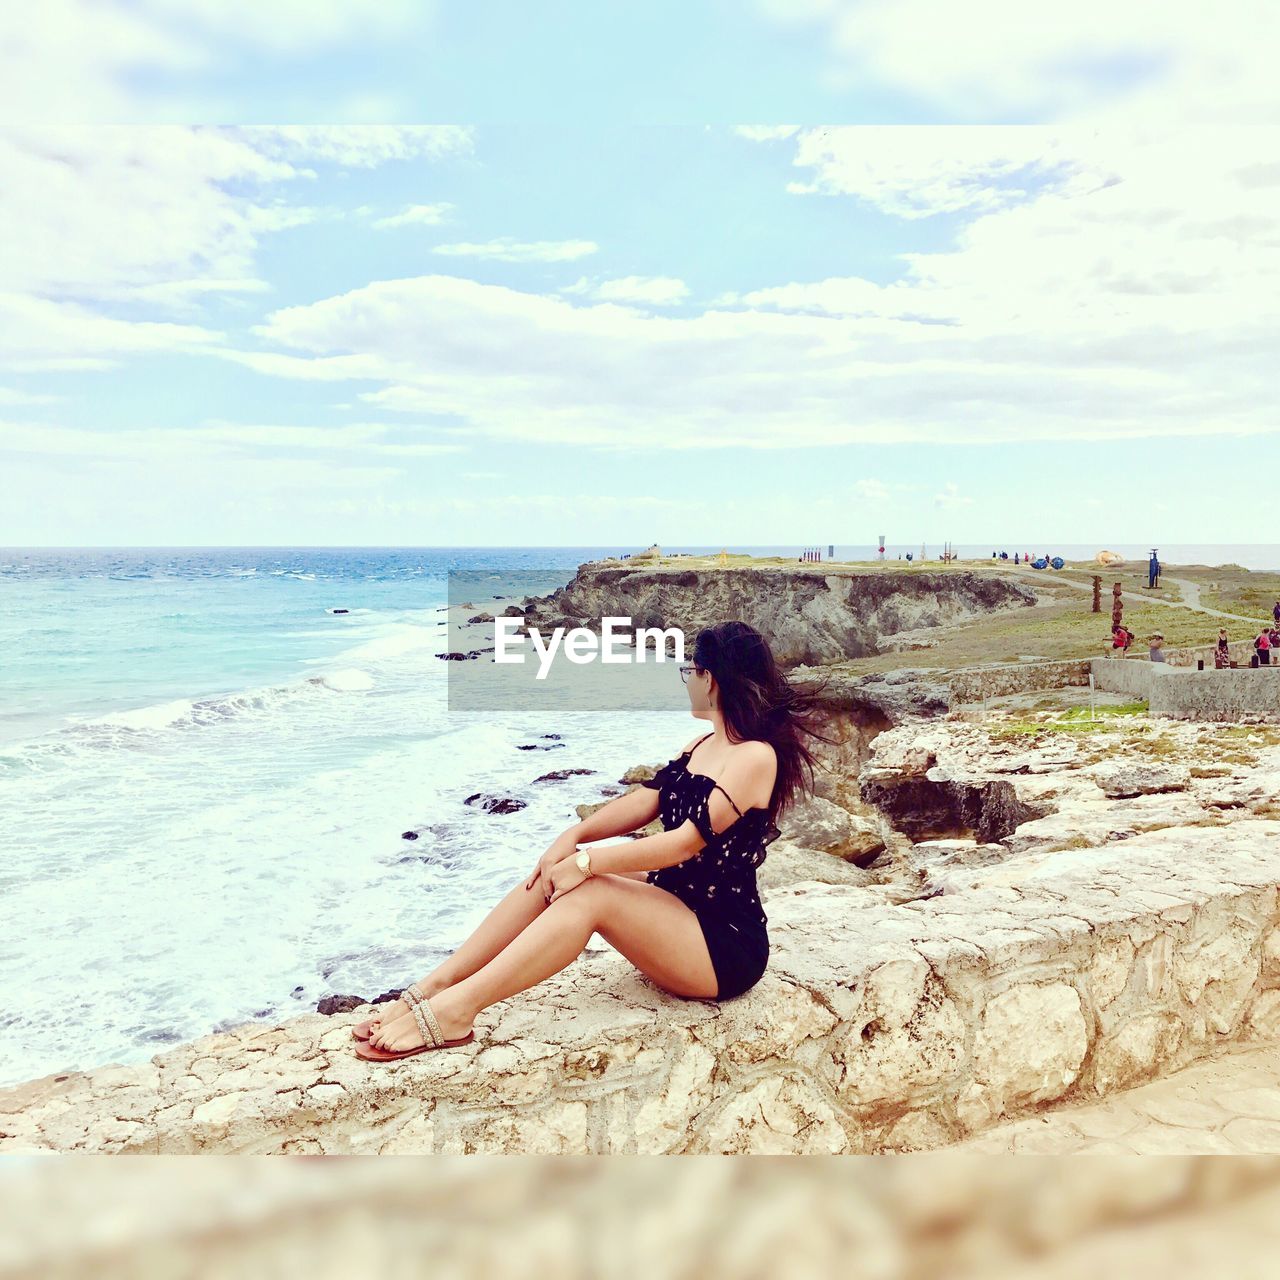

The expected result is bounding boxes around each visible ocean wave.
[0,668,377,772]
[324,622,442,664]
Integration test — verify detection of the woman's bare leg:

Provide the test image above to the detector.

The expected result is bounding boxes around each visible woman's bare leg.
[368,875,719,1051]
[364,876,550,1030]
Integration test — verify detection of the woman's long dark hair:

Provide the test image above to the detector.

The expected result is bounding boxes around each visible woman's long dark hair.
[691,620,838,824]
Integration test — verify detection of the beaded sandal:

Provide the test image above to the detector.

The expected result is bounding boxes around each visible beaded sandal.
[352,982,428,1042]
[354,984,475,1060]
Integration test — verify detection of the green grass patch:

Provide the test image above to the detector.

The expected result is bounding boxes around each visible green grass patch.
[1058,700,1148,722]
[987,699,1149,741]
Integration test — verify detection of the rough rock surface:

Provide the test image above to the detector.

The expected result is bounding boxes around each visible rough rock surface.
[1089,760,1193,798]
[5,818,1280,1154]
[519,564,1035,667]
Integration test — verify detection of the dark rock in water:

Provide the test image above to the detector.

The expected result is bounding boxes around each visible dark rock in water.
[533,767,598,783]
[541,733,562,740]
[291,985,306,999]
[516,742,566,751]
[464,792,527,814]
[468,612,495,624]
[401,830,419,840]
[436,651,477,660]
[316,994,365,1015]
[331,608,349,615]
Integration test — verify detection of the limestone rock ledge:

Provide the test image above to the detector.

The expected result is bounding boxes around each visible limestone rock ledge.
[4,822,1280,1155]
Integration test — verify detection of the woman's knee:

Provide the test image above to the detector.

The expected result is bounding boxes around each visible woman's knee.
[549,876,610,925]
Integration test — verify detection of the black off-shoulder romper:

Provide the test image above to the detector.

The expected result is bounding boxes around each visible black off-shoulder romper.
[639,732,781,1000]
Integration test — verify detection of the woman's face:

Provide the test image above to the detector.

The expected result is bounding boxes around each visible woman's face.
[685,662,715,717]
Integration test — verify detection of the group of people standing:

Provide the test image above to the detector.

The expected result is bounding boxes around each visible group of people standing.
[1111,600,1280,667]
[1232,601,1280,667]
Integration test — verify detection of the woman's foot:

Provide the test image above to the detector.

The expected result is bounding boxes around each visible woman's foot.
[365,976,449,1038]
[367,985,475,1051]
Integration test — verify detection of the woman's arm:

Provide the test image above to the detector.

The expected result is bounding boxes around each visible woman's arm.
[560,784,662,846]
[587,823,708,876]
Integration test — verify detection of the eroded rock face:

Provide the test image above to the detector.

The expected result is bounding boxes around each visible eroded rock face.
[782,794,886,865]
[861,774,1049,844]
[519,564,1035,668]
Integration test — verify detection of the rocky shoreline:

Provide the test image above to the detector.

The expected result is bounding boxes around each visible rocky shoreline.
[6,562,1280,1153]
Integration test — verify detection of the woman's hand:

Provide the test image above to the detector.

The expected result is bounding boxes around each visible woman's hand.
[545,854,590,904]
[526,832,578,898]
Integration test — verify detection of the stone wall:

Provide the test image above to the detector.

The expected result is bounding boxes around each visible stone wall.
[1090,657,1174,699]
[946,658,1092,704]
[1167,640,1255,669]
[5,822,1279,1155]
[1091,659,1280,722]
[1151,668,1280,724]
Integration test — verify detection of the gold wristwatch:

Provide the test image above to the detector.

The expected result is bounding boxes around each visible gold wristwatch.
[575,849,594,877]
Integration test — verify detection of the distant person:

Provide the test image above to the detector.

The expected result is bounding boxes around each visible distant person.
[1215,628,1231,669]
[1274,599,1280,625]
[1111,623,1134,657]
[1014,553,1020,565]
[1270,625,1280,652]
[1148,632,1166,662]
[1256,627,1273,665]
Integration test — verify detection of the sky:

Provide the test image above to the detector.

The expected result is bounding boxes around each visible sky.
[1,1,1278,546]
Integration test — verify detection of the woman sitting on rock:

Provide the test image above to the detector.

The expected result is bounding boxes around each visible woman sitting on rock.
[353,620,834,1061]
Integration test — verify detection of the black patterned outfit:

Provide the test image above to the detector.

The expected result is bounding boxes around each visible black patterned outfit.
[640,732,781,999]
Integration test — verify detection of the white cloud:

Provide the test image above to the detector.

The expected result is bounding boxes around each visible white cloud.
[222,262,1280,451]
[0,126,467,367]
[0,1,433,123]
[778,126,1110,218]
[0,293,222,371]
[236,126,472,169]
[934,482,972,509]
[0,387,63,406]
[561,276,690,306]
[733,126,802,143]
[0,419,464,462]
[372,203,456,230]
[853,478,890,501]
[432,238,599,263]
[754,0,1280,126]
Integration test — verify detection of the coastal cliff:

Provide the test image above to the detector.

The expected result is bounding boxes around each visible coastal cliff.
[517,564,1036,667]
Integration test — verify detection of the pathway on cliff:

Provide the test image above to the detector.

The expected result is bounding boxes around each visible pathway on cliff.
[949,1041,1280,1154]
[1006,568,1259,625]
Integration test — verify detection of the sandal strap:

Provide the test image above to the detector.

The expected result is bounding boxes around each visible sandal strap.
[414,995,444,1046]
[402,983,444,1046]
